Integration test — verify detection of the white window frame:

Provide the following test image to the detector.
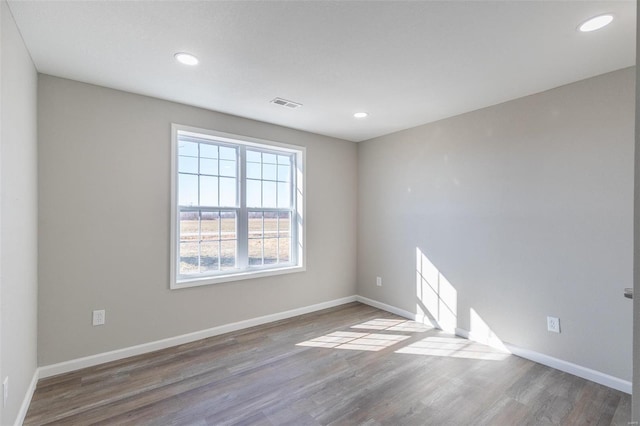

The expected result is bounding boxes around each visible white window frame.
[170,124,306,289]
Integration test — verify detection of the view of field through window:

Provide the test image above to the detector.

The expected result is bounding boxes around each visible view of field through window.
[179,211,237,273]
[177,135,293,276]
[248,211,291,266]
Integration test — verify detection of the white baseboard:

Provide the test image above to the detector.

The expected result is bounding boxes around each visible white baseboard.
[455,326,631,394]
[455,327,470,339]
[355,295,439,328]
[359,296,631,395]
[355,295,416,320]
[14,368,39,426]
[503,343,631,395]
[39,295,357,379]
[356,296,422,322]
[36,294,632,396]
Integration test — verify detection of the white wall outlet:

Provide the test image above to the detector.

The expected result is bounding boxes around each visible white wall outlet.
[376,276,382,287]
[92,309,106,326]
[547,316,560,333]
[3,376,8,407]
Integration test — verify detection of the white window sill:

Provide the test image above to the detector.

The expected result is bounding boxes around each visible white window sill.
[171,265,306,289]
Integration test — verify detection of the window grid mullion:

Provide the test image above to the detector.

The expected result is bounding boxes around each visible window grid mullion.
[216,211,221,272]
[217,151,221,206]
[197,144,202,273]
[261,213,265,265]
[237,145,249,269]
[290,154,297,264]
[260,153,264,208]
[275,161,279,209]
[197,210,202,273]
[197,143,201,207]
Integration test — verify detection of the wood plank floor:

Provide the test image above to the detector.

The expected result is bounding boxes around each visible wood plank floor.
[25,302,630,425]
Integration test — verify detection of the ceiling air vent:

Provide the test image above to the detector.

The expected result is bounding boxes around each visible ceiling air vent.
[270,97,303,109]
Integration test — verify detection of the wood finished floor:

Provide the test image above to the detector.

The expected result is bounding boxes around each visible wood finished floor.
[25,302,630,425]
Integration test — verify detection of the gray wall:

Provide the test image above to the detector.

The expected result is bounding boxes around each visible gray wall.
[357,68,634,381]
[38,75,357,365]
[0,0,38,424]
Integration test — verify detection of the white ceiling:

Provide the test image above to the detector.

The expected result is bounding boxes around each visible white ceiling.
[7,1,636,142]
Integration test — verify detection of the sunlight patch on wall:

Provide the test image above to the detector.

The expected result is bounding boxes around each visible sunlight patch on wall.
[416,247,457,332]
[469,308,510,353]
[396,336,509,361]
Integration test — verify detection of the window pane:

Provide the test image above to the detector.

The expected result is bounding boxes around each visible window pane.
[263,153,277,164]
[264,213,278,238]
[200,242,219,272]
[278,212,291,238]
[201,211,219,241]
[264,238,278,264]
[219,177,237,206]
[278,238,290,263]
[277,155,290,166]
[200,143,218,159]
[200,158,218,176]
[175,131,301,284]
[277,182,290,208]
[248,238,263,266]
[263,164,276,181]
[220,146,236,160]
[263,181,277,208]
[277,165,290,182]
[180,242,199,274]
[179,156,198,174]
[220,240,236,270]
[219,159,236,177]
[247,179,261,207]
[248,211,263,239]
[246,162,261,180]
[179,211,200,242]
[200,176,219,206]
[178,141,198,157]
[220,211,237,240]
[179,173,198,206]
[247,150,261,162]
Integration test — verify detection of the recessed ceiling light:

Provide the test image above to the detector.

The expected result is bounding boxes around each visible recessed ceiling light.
[174,52,199,66]
[578,14,613,32]
[354,112,368,118]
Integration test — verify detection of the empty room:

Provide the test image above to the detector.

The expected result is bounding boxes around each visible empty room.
[1,0,638,425]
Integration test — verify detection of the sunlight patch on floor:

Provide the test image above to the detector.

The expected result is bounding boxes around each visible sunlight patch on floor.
[350,318,432,333]
[395,336,510,361]
[297,330,411,352]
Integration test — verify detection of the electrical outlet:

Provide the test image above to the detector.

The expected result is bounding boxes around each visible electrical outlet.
[547,316,560,333]
[376,276,382,287]
[92,309,106,326]
[3,376,8,407]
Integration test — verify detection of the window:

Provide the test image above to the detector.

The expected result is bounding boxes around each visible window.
[170,124,305,289]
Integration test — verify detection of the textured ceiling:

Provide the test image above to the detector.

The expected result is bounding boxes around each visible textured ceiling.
[7,1,636,142]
